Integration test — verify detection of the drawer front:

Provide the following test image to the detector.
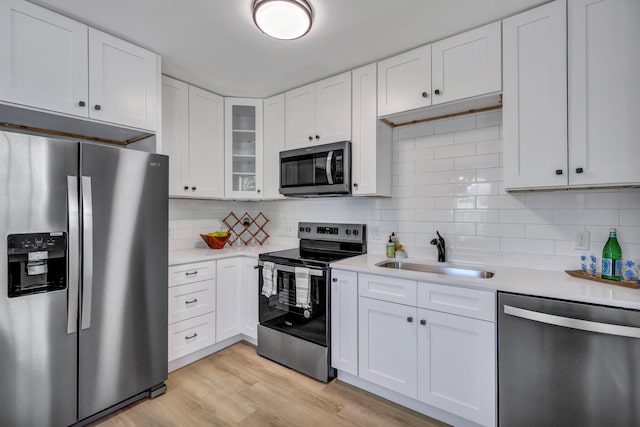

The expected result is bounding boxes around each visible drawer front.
[359,273,417,306]
[168,312,216,361]
[168,279,216,324]
[417,281,495,321]
[169,260,216,287]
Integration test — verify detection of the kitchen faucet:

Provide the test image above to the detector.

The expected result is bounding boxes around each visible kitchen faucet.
[430,231,446,262]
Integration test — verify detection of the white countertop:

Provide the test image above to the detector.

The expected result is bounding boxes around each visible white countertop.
[169,244,293,266]
[331,254,640,311]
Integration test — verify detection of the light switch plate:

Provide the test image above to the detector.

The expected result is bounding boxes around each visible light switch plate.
[574,230,590,250]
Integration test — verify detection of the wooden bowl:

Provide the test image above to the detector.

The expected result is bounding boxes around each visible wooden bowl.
[200,233,230,249]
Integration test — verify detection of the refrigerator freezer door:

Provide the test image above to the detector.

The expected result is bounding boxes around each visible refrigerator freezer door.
[0,131,79,426]
[78,143,168,420]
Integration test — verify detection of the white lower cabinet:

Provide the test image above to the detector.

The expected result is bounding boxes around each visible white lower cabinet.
[417,308,495,427]
[358,297,418,398]
[342,272,496,427]
[168,260,216,362]
[217,257,259,343]
[331,270,358,375]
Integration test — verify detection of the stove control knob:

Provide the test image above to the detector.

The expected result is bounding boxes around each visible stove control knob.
[305,227,311,232]
[299,227,304,232]
[345,229,351,235]
[353,229,359,236]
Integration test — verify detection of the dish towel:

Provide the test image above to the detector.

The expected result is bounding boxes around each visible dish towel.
[261,262,276,297]
[295,266,311,308]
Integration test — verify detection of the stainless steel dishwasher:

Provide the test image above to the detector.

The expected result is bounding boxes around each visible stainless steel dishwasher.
[498,292,640,427]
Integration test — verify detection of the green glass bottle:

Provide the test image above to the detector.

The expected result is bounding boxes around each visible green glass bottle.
[602,228,622,281]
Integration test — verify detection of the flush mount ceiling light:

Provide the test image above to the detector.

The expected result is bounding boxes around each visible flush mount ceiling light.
[252,0,314,40]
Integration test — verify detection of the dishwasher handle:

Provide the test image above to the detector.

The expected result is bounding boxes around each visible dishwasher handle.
[503,304,640,339]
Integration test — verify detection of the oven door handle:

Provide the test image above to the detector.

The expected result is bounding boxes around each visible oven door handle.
[326,151,334,185]
[258,261,325,277]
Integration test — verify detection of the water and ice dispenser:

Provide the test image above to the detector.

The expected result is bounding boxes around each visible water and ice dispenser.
[7,232,67,297]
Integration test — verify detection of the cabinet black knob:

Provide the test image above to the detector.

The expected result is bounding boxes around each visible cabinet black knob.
[555,169,563,175]
[315,135,320,140]
[78,101,86,107]
[420,319,426,325]
[257,189,261,193]
[434,89,441,95]
[353,183,358,188]
[308,136,313,141]
[191,186,196,191]
[422,92,429,98]
[183,186,189,191]
[407,316,413,323]
[332,278,337,282]
[576,167,584,174]
[94,105,101,111]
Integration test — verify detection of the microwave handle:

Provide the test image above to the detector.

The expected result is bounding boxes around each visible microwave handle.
[326,151,334,185]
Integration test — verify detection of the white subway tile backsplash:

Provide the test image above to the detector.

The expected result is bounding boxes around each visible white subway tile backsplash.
[477,223,525,238]
[434,142,475,159]
[554,210,618,226]
[169,111,640,270]
[434,116,476,135]
[454,154,500,170]
[453,126,500,144]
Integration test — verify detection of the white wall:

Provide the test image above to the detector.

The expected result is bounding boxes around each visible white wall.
[170,111,640,272]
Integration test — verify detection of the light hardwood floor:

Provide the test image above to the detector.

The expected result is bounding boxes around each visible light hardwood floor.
[91,341,449,427]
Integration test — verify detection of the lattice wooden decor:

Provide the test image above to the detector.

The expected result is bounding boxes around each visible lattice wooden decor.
[223,212,270,246]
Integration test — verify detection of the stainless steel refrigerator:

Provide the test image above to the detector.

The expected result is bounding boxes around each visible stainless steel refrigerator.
[0,130,168,426]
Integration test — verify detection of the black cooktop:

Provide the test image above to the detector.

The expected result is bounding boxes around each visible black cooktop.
[259,247,354,267]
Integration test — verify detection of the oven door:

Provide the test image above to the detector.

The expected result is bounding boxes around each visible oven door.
[258,262,329,347]
[279,141,351,196]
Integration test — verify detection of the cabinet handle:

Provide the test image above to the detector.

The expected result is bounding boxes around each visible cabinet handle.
[576,167,584,174]
[315,135,320,140]
[308,136,313,141]
[185,333,198,340]
[183,186,189,191]
[434,89,441,95]
[191,186,196,191]
[254,265,260,269]
[555,169,563,175]
[185,298,198,305]
[407,316,413,323]
[421,92,429,98]
[185,271,198,277]
[257,189,261,193]
[420,319,426,325]
[332,277,337,282]
[353,183,358,188]
[94,105,101,111]
[78,101,86,107]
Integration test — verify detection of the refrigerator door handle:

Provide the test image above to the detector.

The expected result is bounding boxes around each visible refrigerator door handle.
[81,176,94,330]
[67,176,79,334]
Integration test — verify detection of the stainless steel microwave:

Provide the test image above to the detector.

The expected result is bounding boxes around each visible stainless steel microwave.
[279,141,351,197]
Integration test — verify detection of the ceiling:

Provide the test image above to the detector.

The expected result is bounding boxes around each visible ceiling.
[30,0,548,98]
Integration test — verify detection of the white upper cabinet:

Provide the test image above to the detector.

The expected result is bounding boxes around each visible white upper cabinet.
[162,76,224,199]
[377,45,432,117]
[188,86,224,198]
[568,0,640,187]
[431,22,501,105]
[88,28,159,131]
[351,64,392,197]
[503,0,568,189]
[503,0,640,190]
[378,23,501,118]
[0,0,89,117]
[224,97,263,199]
[263,93,285,199]
[0,0,159,132]
[285,72,351,149]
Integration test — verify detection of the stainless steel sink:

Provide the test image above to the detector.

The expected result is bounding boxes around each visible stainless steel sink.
[375,260,494,279]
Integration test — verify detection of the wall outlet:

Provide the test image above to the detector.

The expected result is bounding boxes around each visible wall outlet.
[372,225,382,240]
[574,230,590,250]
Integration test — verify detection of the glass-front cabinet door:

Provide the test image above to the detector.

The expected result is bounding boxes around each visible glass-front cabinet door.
[224,98,263,199]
